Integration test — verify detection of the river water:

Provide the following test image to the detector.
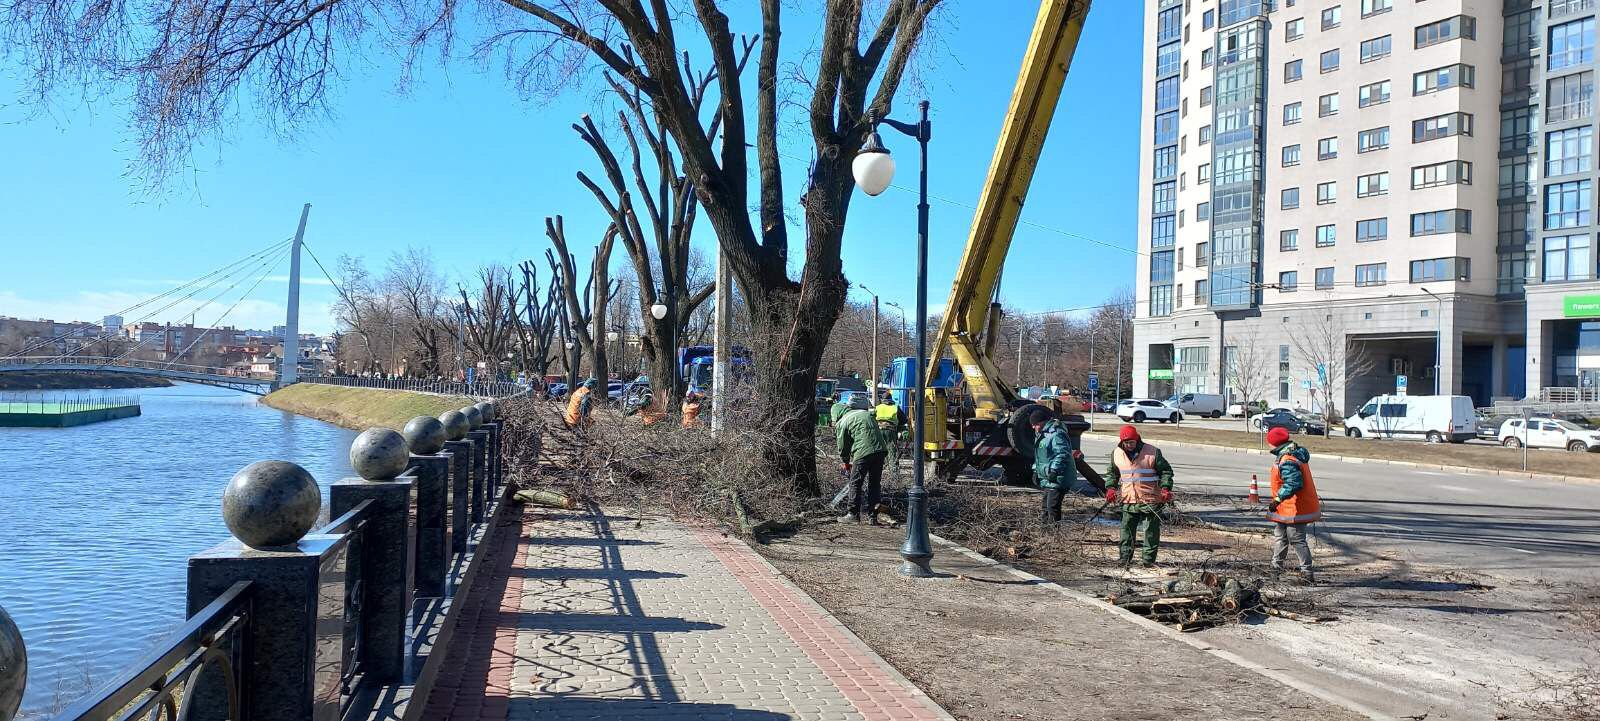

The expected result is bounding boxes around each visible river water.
[0,383,356,717]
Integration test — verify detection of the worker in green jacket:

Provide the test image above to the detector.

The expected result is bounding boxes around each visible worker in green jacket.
[835,407,890,524]
[1103,425,1176,568]
[829,395,851,426]
[1029,408,1077,524]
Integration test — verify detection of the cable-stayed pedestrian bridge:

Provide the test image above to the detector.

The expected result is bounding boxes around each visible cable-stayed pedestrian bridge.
[0,356,274,395]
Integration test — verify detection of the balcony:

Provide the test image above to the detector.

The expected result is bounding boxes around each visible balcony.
[1548,99,1595,124]
[1551,0,1597,21]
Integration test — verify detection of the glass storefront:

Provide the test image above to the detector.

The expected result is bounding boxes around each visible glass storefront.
[1551,319,1600,388]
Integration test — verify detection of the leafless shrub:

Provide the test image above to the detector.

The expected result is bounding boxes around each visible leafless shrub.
[1502,590,1600,721]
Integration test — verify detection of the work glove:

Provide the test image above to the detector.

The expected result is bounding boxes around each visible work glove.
[1159,489,1172,503]
[1105,488,1118,503]
[1267,499,1281,512]
[1072,450,1084,461]
[842,463,852,472]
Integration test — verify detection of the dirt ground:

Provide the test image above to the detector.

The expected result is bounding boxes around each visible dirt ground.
[756,481,1599,721]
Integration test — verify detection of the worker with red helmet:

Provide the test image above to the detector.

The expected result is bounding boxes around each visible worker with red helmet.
[1102,425,1175,568]
[1265,426,1321,583]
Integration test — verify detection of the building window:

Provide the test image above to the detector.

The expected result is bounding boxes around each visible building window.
[1157,42,1181,77]
[1357,172,1389,197]
[1359,79,1391,107]
[1283,144,1301,166]
[1157,6,1181,43]
[1279,345,1291,401]
[1544,234,1594,282]
[1411,209,1471,236]
[1317,137,1338,160]
[1550,18,1596,72]
[1357,217,1388,242]
[1504,58,1537,101]
[1285,59,1303,82]
[1200,125,1212,145]
[1200,86,1212,107]
[1280,271,1299,292]
[1155,77,1179,112]
[1316,224,1336,247]
[1153,181,1176,214]
[1319,93,1339,117]
[1150,285,1173,317]
[1151,250,1174,283]
[1501,156,1531,201]
[1152,215,1175,248]
[1411,160,1471,189]
[1196,241,1209,265]
[1320,48,1340,74]
[1202,47,1214,68]
[1282,187,1301,209]
[1175,347,1209,394]
[1361,35,1392,63]
[1414,64,1475,95]
[1284,102,1303,125]
[1195,280,1208,306]
[1361,0,1391,17]
[1547,72,1595,123]
[1203,8,1215,30]
[1358,126,1390,153]
[1197,202,1210,220]
[1316,181,1337,205]
[1314,267,1334,290]
[1154,111,1178,144]
[1415,16,1476,49]
[1199,163,1211,183]
[1286,17,1304,41]
[1545,180,1594,230]
[1548,126,1595,177]
[1280,229,1299,251]
[1355,263,1387,287]
[1502,106,1535,154]
[1410,257,1471,283]
[1153,146,1177,179]
[1412,112,1473,142]
[1321,5,1341,30]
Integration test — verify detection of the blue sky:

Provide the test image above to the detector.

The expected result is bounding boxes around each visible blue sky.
[0,1,1141,336]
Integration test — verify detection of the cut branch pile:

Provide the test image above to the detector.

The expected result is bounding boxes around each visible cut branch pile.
[1106,570,1335,632]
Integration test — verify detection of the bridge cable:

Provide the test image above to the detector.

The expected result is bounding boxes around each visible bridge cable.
[160,243,295,369]
[4,237,293,358]
[299,240,355,309]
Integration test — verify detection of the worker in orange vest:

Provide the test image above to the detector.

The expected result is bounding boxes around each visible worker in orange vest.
[1103,425,1174,568]
[564,378,597,429]
[1265,426,1321,583]
[681,391,704,428]
[636,392,667,426]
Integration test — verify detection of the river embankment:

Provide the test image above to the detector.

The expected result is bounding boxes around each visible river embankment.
[0,371,173,391]
[259,383,476,430]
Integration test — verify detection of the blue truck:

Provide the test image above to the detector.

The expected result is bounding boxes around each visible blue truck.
[879,356,962,417]
[678,345,752,397]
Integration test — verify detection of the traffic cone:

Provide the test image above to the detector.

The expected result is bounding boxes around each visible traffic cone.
[1248,474,1260,504]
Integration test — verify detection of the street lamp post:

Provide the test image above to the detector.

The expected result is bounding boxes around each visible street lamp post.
[854,99,934,578]
[886,301,909,358]
[1421,287,1443,395]
[860,285,881,399]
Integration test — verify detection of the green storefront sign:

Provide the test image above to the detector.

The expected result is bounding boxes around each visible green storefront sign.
[1564,294,1600,318]
[1148,369,1174,380]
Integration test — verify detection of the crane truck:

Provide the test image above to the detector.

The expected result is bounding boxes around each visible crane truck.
[916,0,1093,485]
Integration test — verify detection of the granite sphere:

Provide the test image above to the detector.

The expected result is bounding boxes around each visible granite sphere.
[351,427,410,480]
[0,603,24,721]
[222,460,321,549]
[462,405,483,429]
[476,402,495,423]
[403,416,447,455]
[439,410,469,440]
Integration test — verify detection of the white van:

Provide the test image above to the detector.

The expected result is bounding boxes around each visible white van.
[1343,395,1478,443]
[1169,392,1226,418]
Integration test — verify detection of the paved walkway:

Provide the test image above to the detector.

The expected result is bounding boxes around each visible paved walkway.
[425,503,951,721]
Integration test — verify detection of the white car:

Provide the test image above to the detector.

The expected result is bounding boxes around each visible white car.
[1499,417,1600,452]
[1115,398,1183,423]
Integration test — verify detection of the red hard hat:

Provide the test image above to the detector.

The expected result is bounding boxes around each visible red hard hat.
[1266,427,1291,447]
[1119,425,1140,442]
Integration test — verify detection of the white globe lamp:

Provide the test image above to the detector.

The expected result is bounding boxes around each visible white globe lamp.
[852,132,895,197]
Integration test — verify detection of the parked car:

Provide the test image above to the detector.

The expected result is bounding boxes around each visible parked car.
[1251,408,1326,435]
[606,381,625,402]
[1342,394,1477,443]
[1476,413,1511,441]
[1228,400,1269,418]
[1115,398,1183,423]
[546,382,569,399]
[1098,401,1118,413]
[1168,392,1225,418]
[1500,417,1600,452]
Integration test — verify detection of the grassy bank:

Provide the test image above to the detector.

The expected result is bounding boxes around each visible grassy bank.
[260,383,475,431]
[1086,422,1600,480]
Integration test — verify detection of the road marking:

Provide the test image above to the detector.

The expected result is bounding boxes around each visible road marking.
[1435,484,1476,493]
[1503,547,1537,555]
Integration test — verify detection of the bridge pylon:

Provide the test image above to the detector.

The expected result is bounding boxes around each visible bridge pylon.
[279,204,311,388]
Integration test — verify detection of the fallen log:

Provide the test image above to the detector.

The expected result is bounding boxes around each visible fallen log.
[514,489,576,509]
[1263,607,1337,623]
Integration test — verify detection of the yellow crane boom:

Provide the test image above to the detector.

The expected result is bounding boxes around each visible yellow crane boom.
[929,0,1091,425]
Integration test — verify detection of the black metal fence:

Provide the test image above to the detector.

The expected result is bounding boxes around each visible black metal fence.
[296,375,527,399]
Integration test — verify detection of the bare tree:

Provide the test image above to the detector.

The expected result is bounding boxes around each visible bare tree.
[1291,308,1376,435]
[1225,324,1276,431]
[2,0,945,494]
[457,264,519,377]
[513,260,563,382]
[385,247,449,376]
[546,217,620,388]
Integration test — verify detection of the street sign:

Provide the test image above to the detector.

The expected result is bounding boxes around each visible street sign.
[466,367,476,385]
[1087,372,1099,393]
[1396,374,1408,396]
[1301,379,1312,390]
[1148,369,1174,380]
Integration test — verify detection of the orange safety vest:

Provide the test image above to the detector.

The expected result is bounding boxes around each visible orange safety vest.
[1267,455,1322,524]
[681,400,702,428]
[1113,444,1164,504]
[639,401,666,426]
[564,386,592,427]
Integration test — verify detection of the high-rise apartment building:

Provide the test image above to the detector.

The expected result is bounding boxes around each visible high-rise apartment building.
[1131,0,1579,413]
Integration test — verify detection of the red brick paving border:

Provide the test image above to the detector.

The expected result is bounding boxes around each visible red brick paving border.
[694,528,952,721]
[420,504,531,721]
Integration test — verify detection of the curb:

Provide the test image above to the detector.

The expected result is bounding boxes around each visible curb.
[1080,432,1600,487]
[926,532,1389,720]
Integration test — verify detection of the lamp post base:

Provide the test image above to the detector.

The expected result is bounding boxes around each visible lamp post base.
[898,485,935,577]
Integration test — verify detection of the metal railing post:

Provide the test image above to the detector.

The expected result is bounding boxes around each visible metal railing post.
[328,429,417,684]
